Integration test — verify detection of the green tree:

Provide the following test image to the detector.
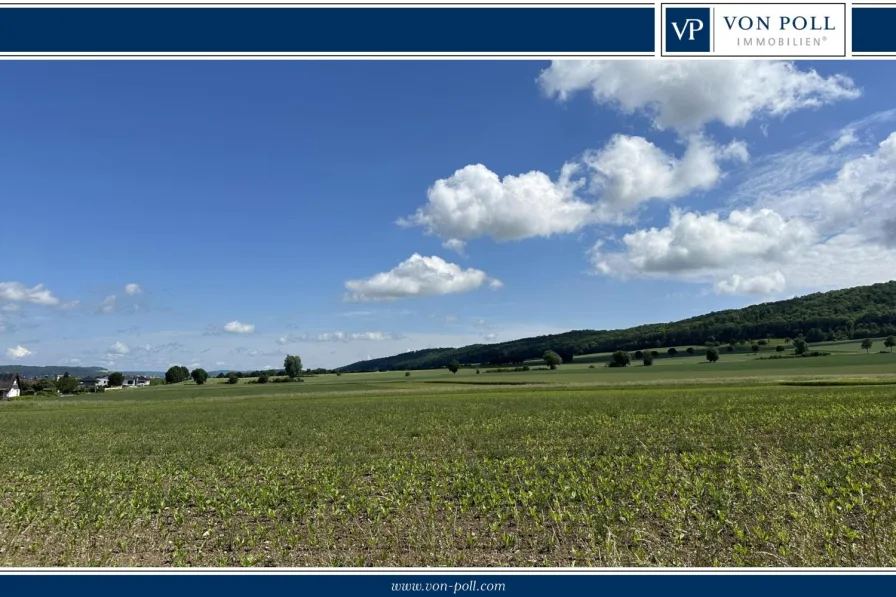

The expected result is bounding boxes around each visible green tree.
[165,365,189,384]
[447,360,460,375]
[609,350,631,367]
[667,347,678,357]
[793,338,809,356]
[634,350,644,360]
[726,345,734,352]
[543,350,562,370]
[405,371,411,377]
[751,344,760,353]
[284,355,303,379]
[706,348,720,363]
[108,372,124,387]
[227,373,239,385]
[885,335,896,352]
[191,368,209,385]
[257,372,270,384]
[776,345,785,353]
[56,373,79,394]
[642,352,654,366]
[34,379,56,393]
[861,338,874,353]
[686,347,695,355]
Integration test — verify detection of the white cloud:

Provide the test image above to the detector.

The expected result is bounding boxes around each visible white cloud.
[108,341,130,355]
[397,163,591,242]
[830,130,858,152]
[124,283,143,296]
[99,295,117,314]
[585,135,748,220]
[714,272,786,296]
[593,208,814,276]
[223,321,255,334]
[538,61,860,133]
[1,303,21,313]
[442,238,467,255]
[344,254,502,302]
[0,282,60,306]
[593,130,896,294]
[188,362,201,370]
[279,331,405,344]
[768,131,896,239]
[5,345,33,359]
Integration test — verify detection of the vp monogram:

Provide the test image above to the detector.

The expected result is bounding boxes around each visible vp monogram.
[671,18,704,41]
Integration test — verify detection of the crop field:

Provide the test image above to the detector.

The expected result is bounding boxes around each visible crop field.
[3,353,896,568]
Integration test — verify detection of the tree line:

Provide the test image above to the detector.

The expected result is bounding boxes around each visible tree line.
[337,281,896,372]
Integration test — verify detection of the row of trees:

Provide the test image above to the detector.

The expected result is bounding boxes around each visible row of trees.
[164,356,305,386]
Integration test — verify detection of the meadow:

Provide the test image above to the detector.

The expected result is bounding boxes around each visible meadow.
[1,347,895,567]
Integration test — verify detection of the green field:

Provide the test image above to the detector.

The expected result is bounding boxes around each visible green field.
[2,350,896,566]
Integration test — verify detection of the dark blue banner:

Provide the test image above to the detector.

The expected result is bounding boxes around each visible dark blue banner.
[853,6,896,53]
[1,574,896,596]
[0,6,655,54]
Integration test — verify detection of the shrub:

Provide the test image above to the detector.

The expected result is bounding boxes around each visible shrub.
[776,345,786,352]
[588,365,595,369]
[405,371,411,377]
[227,373,239,385]
[643,353,654,366]
[609,350,631,368]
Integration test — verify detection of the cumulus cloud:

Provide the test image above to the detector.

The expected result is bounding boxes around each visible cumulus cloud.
[5,345,33,359]
[223,320,255,334]
[124,283,142,296]
[592,130,896,294]
[714,272,787,296]
[108,341,130,355]
[442,238,467,255]
[585,135,748,220]
[768,131,896,238]
[397,163,591,242]
[344,254,502,302]
[0,282,60,306]
[538,61,860,133]
[592,208,814,276]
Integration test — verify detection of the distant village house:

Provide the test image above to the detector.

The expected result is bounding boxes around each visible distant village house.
[0,373,20,400]
[122,376,150,387]
[79,376,109,389]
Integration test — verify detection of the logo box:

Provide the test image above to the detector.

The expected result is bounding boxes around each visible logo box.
[662,3,846,57]
[666,7,711,52]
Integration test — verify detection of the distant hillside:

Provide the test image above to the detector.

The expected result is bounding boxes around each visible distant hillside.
[337,281,896,372]
[0,365,164,378]
[0,365,109,379]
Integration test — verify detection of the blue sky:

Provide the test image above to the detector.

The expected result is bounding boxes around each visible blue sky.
[3,60,896,371]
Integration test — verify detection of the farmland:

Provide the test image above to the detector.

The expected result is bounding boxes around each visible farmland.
[1,348,896,567]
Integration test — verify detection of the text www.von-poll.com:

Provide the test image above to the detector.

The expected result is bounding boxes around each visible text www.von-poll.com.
[391,581,507,593]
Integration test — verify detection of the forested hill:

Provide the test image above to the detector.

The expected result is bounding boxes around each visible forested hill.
[337,281,896,372]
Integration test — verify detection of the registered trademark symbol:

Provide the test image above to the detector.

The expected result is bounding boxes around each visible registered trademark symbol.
[823,36,828,41]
